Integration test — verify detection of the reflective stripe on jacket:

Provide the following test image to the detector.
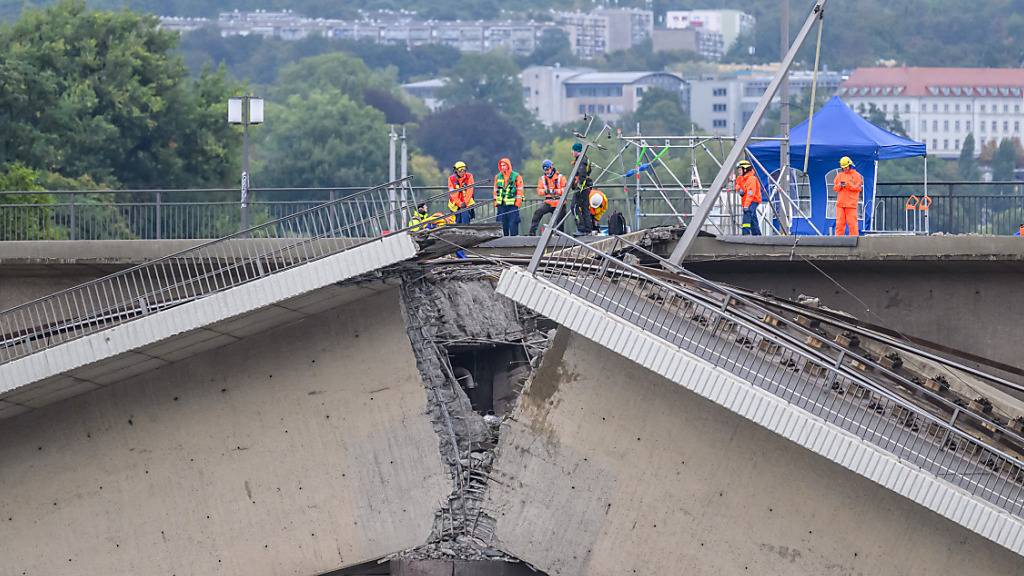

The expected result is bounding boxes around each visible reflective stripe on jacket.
[494,172,524,207]
[833,168,864,209]
[537,171,567,207]
[448,173,476,208]
[736,171,762,208]
[588,189,608,221]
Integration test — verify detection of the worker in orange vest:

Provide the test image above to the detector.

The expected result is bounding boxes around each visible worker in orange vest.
[833,156,864,236]
[447,161,476,224]
[735,159,762,236]
[493,157,524,236]
[529,159,568,235]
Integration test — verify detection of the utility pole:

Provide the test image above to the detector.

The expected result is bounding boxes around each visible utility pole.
[778,0,792,234]
[400,126,409,226]
[388,126,398,232]
[669,0,827,265]
[228,95,264,233]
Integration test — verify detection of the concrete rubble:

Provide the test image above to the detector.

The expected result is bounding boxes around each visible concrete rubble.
[396,263,552,566]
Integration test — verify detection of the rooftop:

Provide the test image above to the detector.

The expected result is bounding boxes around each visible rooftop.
[562,71,682,85]
[841,67,1024,97]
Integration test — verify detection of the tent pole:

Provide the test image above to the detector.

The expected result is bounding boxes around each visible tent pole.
[670,0,828,265]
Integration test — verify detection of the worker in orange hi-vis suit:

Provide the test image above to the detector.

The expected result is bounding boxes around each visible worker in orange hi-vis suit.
[833,156,864,236]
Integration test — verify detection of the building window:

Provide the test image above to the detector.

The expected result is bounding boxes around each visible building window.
[904,103,910,113]
[944,120,949,131]
[933,120,938,131]
[955,139,960,150]
[967,104,972,112]
[712,88,727,97]
[955,103,960,112]
[1017,104,1021,113]
[981,104,986,113]
[944,103,949,112]
[1004,120,1010,132]
[955,120,960,131]
[943,139,949,150]
[932,103,938,112]
[932,139,938,149]
[882,103,888,112]
[992,120,998,131]
[712,103,727,112]
[713,119,727,128]
[920,119,927,132]
[1004,104,1010,113]
[578,104,585,114]
[966,121,972,131]
[981,121,987,133]
[1016,121,1021,133]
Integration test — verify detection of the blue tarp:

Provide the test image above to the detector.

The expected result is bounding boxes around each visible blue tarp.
[748,96,926,234]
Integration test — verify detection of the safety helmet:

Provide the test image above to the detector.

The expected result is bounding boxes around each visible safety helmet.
[542,159,553,171]
[839,156,854,168]
[737,160,753,170]
[572,142,583,153]
[454,161,467,171]
[589,193,604,209]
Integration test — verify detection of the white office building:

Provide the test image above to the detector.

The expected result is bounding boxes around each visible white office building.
[839,67,1024,158]
[664,9,755,52]
[689,70,844,135]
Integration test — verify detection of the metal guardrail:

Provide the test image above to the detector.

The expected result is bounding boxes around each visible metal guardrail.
[874,182,1024,235]
[0,176,470,365]
[529,229,1024,517]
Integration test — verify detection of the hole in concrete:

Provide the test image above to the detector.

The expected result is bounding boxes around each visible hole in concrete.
[448,344,531,419]
[325,557,548,575]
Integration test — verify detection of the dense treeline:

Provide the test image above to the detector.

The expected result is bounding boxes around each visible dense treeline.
[6,0,1024,68]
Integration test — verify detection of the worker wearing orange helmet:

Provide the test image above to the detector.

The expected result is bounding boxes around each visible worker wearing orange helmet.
[493,157,524,236]
[448,161,476,225]
[833,156,864,236]
[735,159,762,236]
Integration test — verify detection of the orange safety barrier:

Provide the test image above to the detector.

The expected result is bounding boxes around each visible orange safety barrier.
[919,195,932,212]
[905,194,920,210]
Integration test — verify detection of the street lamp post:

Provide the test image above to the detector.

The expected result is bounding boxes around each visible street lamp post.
[228,95,264,232]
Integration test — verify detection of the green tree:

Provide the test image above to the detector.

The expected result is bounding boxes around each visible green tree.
[958,133,979,181]
[256,90,388,188]
[620,87,690,135]
[415,102,525,179]
[992,138,1018,182]
[437,52,532,125]
[520,28,577,67]
[0,1,240,188]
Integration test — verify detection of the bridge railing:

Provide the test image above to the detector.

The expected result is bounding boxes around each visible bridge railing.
[529,228,1024,516]
[0,176,480,366]
[873,182,1024,235]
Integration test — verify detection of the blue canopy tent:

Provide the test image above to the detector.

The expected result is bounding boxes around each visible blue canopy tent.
[748,96,927,235]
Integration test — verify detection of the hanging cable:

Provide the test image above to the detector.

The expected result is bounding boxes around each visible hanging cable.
[802,9,826,174]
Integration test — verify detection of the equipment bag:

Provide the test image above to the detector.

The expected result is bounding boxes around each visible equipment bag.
[608,211,628,235]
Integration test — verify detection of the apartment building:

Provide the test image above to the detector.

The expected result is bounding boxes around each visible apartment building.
[840,67,1024,158]
[689,70,844,135]
[521,65,685,125]
[664,9,755,52]
[554,8,653,59]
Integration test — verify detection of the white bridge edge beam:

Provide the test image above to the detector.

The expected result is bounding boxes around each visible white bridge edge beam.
[495,267,1024,558]
[0,233,418,396]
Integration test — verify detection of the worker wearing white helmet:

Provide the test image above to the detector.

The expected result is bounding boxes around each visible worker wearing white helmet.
[586,189,608,235]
